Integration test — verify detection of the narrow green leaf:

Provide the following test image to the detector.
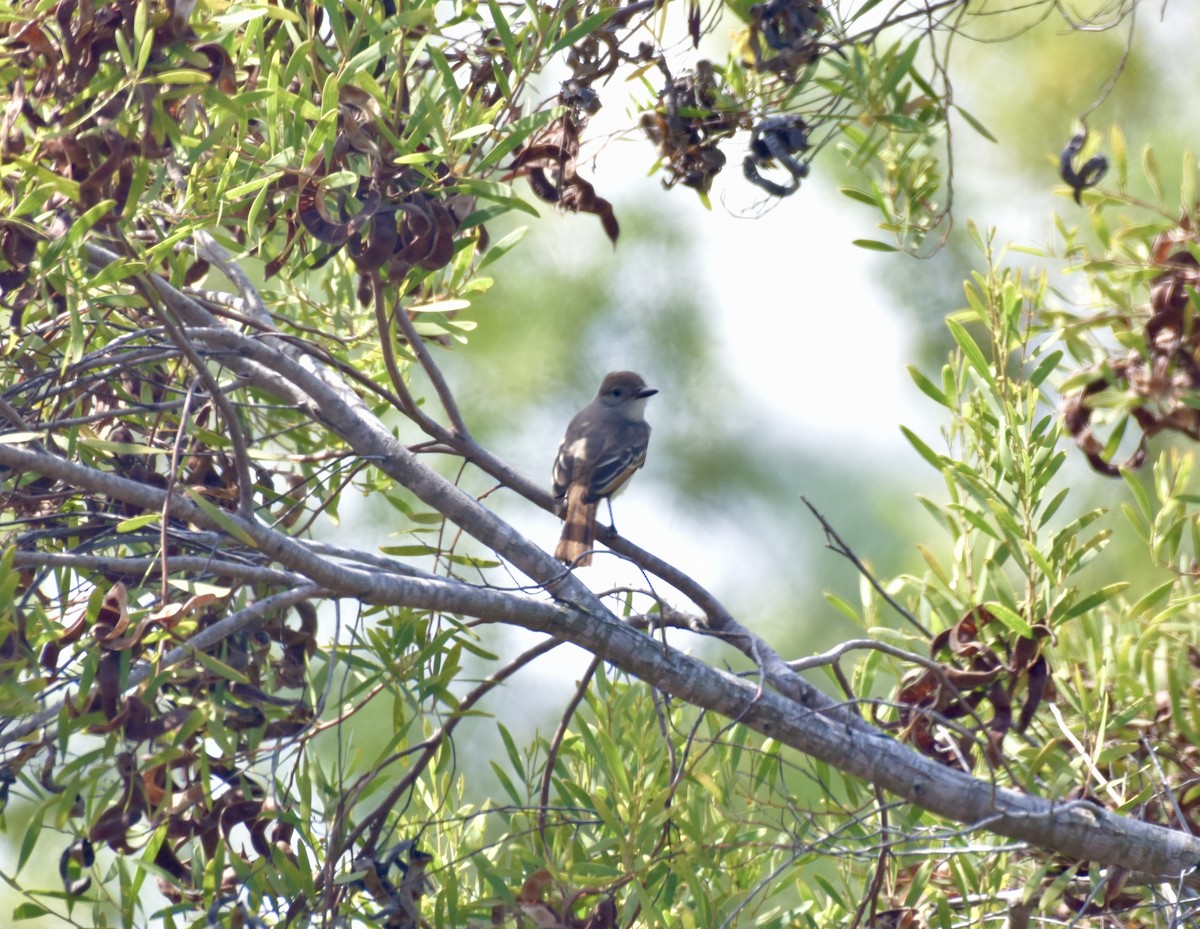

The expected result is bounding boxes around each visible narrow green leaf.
[190,648,252,684]
[182,488,256,546]
[1130,579,1176,617]
[1120,469,1153,526]
[852,238,898,252]
[881,40,920,99]
[489,761,525,805]
[848,0,886,20]
[1110,124,1127,190]
[424,45,463,108]
[146,69,211,84]
[136,19,155,75]
[1183,149,1196,214]
[496,722,526,781]
[487,0,518,63]
[478,106,561,171]
[216,5,301,24]
[985,601,1033,637]
[954,104,997,143]
[17,808,44,870]
[951,505,1000,540]
[916,495,949,530]
[1061,583,1129,621]
[61,199,116,253]
[1028,349,1063,388]
[344,39,388,76]
[1037,487,1070,528]
[550,8,615,55]
[907,365,950,408]
[226,173,280,200]
[813,873,848,907]
[900,426,943,470]
[839,186,878,206]
[450,123,495,141]
[408,298,471,314]
[116,514,159,533]
[822,592,860,623]
[1143,145,1164,206]
[0,431,45,444]
[945,318,995,386]
[478,225,528,269]
[1019,540,1055,578]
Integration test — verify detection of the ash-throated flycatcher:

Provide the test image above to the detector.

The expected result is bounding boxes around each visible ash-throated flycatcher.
[552,371,657,567]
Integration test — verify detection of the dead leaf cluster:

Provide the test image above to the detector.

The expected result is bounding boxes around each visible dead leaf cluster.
[1065,214,1200,475]
[1,583,317,904]
[884,606,1054,770]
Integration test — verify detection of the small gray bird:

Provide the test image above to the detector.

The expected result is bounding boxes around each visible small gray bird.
[552,371,657,566]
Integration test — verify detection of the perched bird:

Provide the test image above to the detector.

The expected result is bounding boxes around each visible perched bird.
[552,371,657,567]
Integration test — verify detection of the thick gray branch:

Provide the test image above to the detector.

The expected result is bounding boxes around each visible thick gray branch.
[4,439,1199,877]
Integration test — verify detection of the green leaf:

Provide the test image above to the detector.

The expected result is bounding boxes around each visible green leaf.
[487,0,518,64]
[881,40,920,99]
[61,199,117,253]
[822,592,860,623]
[478,225,528,270]
[216,5,301,24]
[1028,350,1063,388]
[17,807,44,871]
[1120,469,1154,526]
[848,0,887,19]
[477,106,561,171]
[1019,540,1054,578]
[900,426,943,471]
[954,104,997,143]
[0,431,45,445]
[344,39,389,77]
[550,8,615,55]
[1183,149,1196,214]
[1143,145,1164,206]
[408,298,471,314]
[489,761,525,805]
[1110,124,1127,190]
[116,513,160,533]
[839,186,878,206]
[182,488,257,547]
[13,903,49,920]
[852,238,898,252]
[907,365,950,408]
[1037,487,1070,528]
[1130,579,1176,617]
[449,123,495,141]
[984,601,1033,637]
[145,69,211,84]
[1061,583,1129,622]
[945,318,995,386]
[496,722,526,781]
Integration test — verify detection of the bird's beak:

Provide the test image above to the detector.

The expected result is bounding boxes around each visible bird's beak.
[637,387,658,399]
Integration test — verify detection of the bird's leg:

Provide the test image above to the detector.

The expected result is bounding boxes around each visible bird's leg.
[606,498,618,535]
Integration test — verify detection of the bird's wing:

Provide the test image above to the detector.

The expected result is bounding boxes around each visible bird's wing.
[585,424,649,501]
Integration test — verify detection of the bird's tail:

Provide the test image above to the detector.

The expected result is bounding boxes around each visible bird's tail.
[556,483,597,567]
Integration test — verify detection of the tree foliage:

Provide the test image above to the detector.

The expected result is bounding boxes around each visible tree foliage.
[2,0,1200,928]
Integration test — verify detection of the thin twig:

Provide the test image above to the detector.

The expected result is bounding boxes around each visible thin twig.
[161,378,201,602]
[539,655,601,852]
[390,289,470,437]
[370,272,424,419]
[802,496,932,638]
